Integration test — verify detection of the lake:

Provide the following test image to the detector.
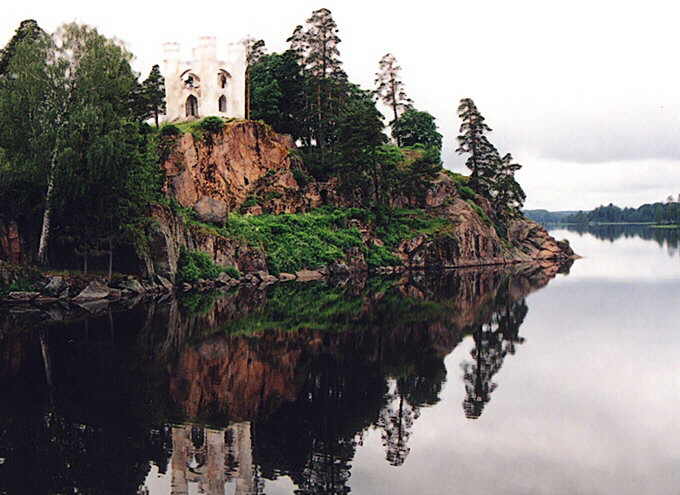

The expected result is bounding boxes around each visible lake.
[1,224,679,494]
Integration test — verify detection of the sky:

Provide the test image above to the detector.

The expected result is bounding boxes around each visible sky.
[3,0,680,211]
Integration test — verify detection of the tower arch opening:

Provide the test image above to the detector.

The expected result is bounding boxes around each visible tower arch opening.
[218,95,227,113]
[186,95,199,117]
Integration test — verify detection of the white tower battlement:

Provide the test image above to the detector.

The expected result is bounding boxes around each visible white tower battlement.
[162,37,246,122]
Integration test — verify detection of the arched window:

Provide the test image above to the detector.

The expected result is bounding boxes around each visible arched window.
[218,70,230,89]
[218,95,227,113]
[181,70,200,89]
[186,95,198,117]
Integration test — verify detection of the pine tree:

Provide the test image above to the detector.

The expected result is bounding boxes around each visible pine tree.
[494,153,526,216]
[299,8,346,159]
[456,98,499,197]
[142,64,165,127]
[242,37,267,119]
[374,53,412,130]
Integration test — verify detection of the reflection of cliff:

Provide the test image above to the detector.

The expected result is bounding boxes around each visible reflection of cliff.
[0,262,567,494]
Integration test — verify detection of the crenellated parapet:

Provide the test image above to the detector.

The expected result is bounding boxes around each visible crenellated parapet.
[162,37,246,122]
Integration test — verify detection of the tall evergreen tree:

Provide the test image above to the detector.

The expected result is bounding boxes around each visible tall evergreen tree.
[297,8,346,160]
[242,37,267,119]
[141,64,165,127]
[456,98,498,197]
[374,53,412,138]
[494,153,526,216]
[250,51,305,139]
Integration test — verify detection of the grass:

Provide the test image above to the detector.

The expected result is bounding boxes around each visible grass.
[171,204,455,274]
[177,249,240,284]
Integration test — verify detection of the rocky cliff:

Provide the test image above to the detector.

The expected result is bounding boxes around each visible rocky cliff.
[145,120,575,281]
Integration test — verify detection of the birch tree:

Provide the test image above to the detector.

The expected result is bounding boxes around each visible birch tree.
[0,23,141,265]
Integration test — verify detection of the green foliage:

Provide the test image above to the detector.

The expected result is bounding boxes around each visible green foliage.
[223,266,241,279]
[177,249,238,283]
[180,291,221,315]
[159,124,181,137]
[458,185,476,200]
[198,116,225,134]
[366,243,402,268]
[564,200,680,225]
[292,166,311,187]
[391,109,443,154]
[0,19,46,77]
[222,208,365,274]
[0,22,162,267]
[250,50,305,138]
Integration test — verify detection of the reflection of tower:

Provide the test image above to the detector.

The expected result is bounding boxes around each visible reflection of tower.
[229,422,255,495]
[169,422,255,495]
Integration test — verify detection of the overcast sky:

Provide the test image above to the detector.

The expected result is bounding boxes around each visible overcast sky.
[4,0,680,210]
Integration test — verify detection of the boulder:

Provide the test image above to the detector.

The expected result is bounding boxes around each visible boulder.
[118,278,145,294]
[255,271,278,285]
[278,273,296,282]
[295,269,324,282]
[7,291,40,302]
[194,196,228,225]
[155,275,174,292]
[216,272,235,286]
[328,261,350,276]
[43,276,66,297]
[107,289,122,299]
[72,281,110,302]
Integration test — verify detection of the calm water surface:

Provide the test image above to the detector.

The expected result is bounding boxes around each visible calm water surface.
[1,225,679,494]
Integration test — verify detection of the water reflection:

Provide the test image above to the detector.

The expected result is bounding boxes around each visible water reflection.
[0,262,569,494]
[561,223,680,252]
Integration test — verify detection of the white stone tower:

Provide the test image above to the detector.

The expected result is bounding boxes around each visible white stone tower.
[162,36,247,122]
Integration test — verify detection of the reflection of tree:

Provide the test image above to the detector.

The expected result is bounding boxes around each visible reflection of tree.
[377,378,420,466]
[461,298,528,419]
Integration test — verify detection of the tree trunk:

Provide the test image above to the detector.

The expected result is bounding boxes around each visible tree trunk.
[37,147,58,265]
[108,238,113,280]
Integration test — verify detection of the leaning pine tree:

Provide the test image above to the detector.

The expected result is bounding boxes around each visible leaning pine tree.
[456,98,498,198]
[494,153,526,217]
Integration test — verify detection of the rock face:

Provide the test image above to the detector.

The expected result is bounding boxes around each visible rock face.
[0,219,25,264]
[142,204,267,282]
[162,121,310,213]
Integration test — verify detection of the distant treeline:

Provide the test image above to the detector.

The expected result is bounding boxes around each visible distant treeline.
[525,202,680,225]
[523,210,578,223]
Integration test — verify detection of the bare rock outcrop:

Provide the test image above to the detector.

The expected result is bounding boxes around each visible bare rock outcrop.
[162,120,309,213]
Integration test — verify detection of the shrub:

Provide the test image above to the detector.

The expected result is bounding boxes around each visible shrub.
[292,167,310,187]
[160,124,181,137]
[223,266,241,279]
[177,249,232,283]
[198,116,224,134]
[458,185,476,200]
[366,244,402,268]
